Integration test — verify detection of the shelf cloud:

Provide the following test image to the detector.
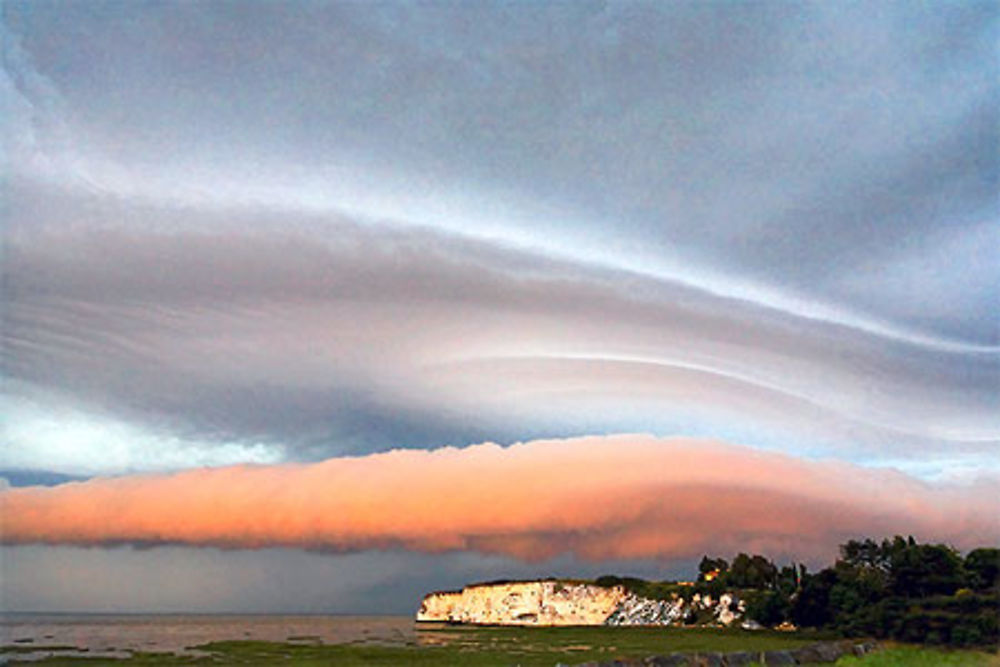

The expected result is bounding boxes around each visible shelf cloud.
[5,435,997,562]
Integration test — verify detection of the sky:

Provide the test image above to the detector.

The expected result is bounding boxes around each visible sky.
[1,0,998,614]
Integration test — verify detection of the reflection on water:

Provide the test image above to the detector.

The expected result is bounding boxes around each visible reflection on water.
[1,614,417,661]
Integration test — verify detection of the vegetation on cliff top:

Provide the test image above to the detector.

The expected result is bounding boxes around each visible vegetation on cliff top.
[593,536,999,648]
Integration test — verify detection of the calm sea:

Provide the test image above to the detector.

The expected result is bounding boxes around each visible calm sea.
[1,613,419,661]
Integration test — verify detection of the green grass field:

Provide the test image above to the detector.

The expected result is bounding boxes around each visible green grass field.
[5,628,998,666]
[833,645,999,667]
[3,626,809,665]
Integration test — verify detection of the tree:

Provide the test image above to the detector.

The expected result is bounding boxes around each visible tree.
[841,538,891,574]
[964,548,999,592]
[698,555,729,581]
[791,567,837,628]
[746,589,789,626]
[729,553,778,589]
[776,564,801,597]
[889,542,964,597]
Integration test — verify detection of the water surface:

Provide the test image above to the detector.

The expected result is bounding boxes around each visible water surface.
[1,613,415,661]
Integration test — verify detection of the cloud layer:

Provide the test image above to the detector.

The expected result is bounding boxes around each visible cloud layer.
[4,435,997,562]
[2,2,997,484]
[4,200,997,478]
[4,2,997,342]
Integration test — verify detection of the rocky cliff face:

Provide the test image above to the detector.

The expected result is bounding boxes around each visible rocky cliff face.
[416,581,627,625]
[416,581,746,627]
[605,591,745,627]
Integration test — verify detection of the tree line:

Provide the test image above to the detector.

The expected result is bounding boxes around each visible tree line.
[596,536,998,647]
[699,536,999,647]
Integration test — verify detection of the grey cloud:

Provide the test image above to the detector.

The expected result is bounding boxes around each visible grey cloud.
[4,1,996,343]
[0,545,688,614]
[0,470,86,488]
[3,186,997,474]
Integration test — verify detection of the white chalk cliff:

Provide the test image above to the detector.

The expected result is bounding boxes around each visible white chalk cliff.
[416,580,745,627]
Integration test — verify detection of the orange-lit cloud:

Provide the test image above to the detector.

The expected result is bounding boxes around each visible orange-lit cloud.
[3,435,997,562]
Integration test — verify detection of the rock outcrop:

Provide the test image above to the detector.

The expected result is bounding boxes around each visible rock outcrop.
[416,580,746,627]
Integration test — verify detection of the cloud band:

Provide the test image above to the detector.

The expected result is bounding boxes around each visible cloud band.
[3,435,996,562]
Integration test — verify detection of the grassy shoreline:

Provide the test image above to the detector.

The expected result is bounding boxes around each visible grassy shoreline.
[4,626,998,666]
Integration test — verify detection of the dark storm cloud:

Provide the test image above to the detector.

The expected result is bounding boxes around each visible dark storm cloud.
[0,545,690,614]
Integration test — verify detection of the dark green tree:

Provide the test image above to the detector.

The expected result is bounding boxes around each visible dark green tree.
[698,555,729,580]
[889,542,964,597]
[746,589,789,626]
[729,553,778,589]
[964,548,999,591]
[791,567,837,628]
